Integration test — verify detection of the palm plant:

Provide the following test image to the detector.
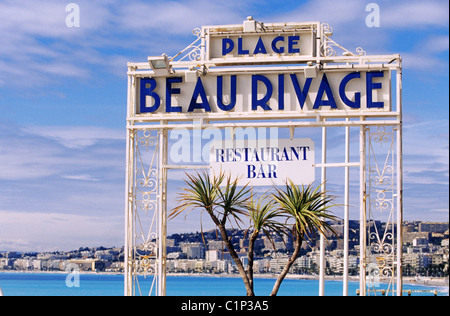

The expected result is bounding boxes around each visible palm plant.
[270,180,339,296]
[247,195,288,292]
[169,170,254,296]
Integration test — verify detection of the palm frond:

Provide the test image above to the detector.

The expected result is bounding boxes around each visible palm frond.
[273,180,340,241]
[216,173,252,227]
[247,195,289,246]
[169,170,224,220]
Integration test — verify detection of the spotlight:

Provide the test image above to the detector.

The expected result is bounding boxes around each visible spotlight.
[148,55,171,75]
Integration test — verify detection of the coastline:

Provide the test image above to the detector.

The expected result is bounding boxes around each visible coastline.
[168,273,449,289]
[1,270,448,290]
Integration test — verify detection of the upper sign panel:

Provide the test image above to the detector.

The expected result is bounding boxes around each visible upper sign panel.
[130,20,400,121]
[204,21,318,63]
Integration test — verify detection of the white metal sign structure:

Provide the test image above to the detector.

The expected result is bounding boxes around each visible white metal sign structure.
[125,19,403,296]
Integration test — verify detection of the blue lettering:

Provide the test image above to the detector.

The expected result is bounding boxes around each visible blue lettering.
[300,146,309,160]
[238,37,249,55]
[313,73,337,109]
[248,165,256,178]
[247,164,277,179]
[216,149,225,162]
[366,71,384,108]
[272,36,285,54]
[166,77,182,112]
[234,148,242,162]
[252,75,273,111]
[278,74,285,110]
[156,70,385,114]
[290,74,312,109]
[290,147,300,160]
[259,148,269,162]
[271,147,280,161]
[226,148,235,162]
[188,77,211,112]
[250,149,260,162]
[243,148,250,161]
[288,36,300,54]
[268,164,277,178]
[253,37,267,54]
[281,147,290,161]
[222,38,234,55]
[339,72,361,108]
[140,78,160,113]
[217,75,237,111]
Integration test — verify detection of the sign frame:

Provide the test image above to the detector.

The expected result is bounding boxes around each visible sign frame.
[125,19,403,297]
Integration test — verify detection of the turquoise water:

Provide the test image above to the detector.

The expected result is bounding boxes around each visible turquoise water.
[0,273,446,296]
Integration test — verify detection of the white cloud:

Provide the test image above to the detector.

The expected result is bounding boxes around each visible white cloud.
[116,0,245,34]
[422,35,450,53]
[275,0,363,25]
[399,31,449,72]
[0,210,123,252]
[62,174,100,182]
[0,0,254,87]
[23,126,125,149]
[0,122,126,251]
[271,0,449,66]
[401,52,446,71]
[1,0,447,87]
[0,0,115,86]
[382,0,449,28]
[0,124,125,181]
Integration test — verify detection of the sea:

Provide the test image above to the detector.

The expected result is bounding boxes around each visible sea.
[0,272,447,296]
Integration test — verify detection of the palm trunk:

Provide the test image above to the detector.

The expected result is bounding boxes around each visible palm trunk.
[218,224,255,296]
[270,231,303,296]
[247,230,259,292]
[208,211,254,296]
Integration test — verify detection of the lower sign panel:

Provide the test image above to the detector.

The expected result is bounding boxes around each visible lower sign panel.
[210,138,315,186]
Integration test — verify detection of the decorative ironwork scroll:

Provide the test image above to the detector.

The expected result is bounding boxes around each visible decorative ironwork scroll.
[129,129,160,296]
[366,126,399,296]
[169,28,203,62]
[321,23,366,57]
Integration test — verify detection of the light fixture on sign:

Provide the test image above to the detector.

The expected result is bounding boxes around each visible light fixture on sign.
[304,61,318,78]
[148,54,172,75]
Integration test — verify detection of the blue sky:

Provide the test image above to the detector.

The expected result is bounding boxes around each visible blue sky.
[0,0,448,252]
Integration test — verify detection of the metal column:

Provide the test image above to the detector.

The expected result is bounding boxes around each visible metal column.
[359,124,367,296]
[343,121,350,296]
[319,123,327,296]
[396,61,403,296]
[157,127,168,296]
